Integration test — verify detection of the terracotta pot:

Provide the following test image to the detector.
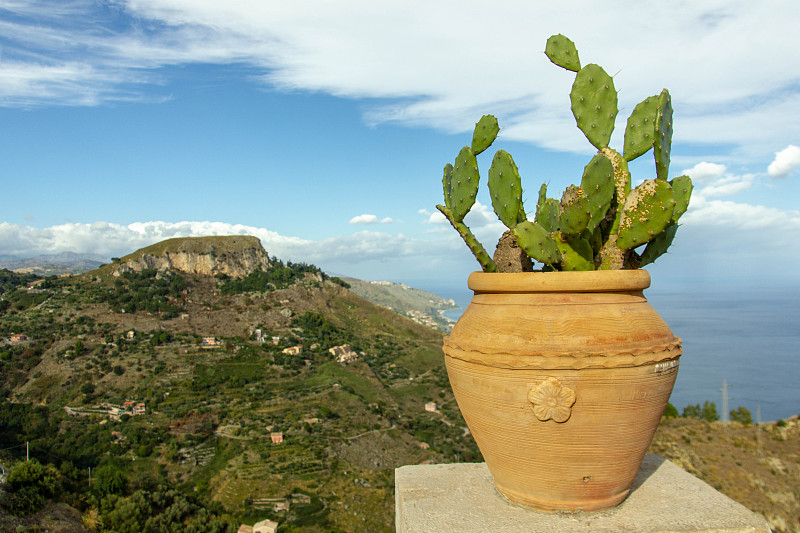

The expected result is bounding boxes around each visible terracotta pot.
[443,270,681,512]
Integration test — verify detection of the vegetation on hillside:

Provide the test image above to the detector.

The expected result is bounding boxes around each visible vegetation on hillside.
[220,260,326,294]
[0,261,477,532]
[0,269,40,293]
[93,269,186,317]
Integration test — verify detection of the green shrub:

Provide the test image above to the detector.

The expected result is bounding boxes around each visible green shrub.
[730,406,753,425]
[5,459,61,515]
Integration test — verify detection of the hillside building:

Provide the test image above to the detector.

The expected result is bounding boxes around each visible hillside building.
[201,336,220,348]
[270,432,284,444]
[9,334,28,343]
[253,519,279,533]
[329,344,358,364]
[282,345,302,356]
[425,401,437,413]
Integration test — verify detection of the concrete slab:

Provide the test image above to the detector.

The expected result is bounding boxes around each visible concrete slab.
[395,455,771,532]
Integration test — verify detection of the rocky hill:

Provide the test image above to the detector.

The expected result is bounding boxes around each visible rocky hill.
[103,235,270,279]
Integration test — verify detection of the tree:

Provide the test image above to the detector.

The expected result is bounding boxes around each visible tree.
[682,404,701,418]
[700,401,719,422]
[730,406,753,425]
[662,403,679,418]
[93,463,127,496]
[5,459,61,515]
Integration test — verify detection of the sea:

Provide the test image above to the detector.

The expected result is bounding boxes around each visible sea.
[435,283,800,422]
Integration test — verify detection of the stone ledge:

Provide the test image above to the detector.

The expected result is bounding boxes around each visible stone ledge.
[395,455,771,533]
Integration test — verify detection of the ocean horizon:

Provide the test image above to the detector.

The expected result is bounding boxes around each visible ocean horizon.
[432,282,799,423]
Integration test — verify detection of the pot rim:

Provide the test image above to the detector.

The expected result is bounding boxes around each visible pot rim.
[467,269,651,293]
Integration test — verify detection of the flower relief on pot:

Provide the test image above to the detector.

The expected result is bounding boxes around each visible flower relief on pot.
[528,377,576,423]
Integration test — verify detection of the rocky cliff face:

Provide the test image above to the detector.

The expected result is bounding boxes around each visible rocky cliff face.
[112,235,270,279]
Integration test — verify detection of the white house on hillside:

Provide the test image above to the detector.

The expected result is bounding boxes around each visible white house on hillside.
[253,519,278,533]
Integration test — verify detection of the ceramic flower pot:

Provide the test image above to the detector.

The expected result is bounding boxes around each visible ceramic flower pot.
[443,270,681,512]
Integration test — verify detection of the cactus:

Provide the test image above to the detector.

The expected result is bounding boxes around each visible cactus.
[437,35,692,272]
[488,150,523,228]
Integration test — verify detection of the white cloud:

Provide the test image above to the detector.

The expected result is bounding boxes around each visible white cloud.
[380,217,393,224]
[0,219,467,268]
[682,162,727,185]
[682,162,756,199]
[348,214,378,225]
[420,208,445,225]
[767,145,800,179]
[682,197,800,230]
[0,1,798,160]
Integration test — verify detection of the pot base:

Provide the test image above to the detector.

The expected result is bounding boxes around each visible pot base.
[495,481,629,512]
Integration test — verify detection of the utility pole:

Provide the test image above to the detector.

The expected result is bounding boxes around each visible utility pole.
[88,467,91,488]
[721,379,730,423]
[756,405,763,458]
[26,441,29,461]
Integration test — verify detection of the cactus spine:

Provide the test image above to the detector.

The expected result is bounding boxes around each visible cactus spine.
[438,35,693,272]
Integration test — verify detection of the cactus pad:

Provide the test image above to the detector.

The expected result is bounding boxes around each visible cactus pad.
[617,179,676,250]
[600,148,631,202]
[513,221,561,265]
[535,197,561,233]
[556,235,594,271]
[536,183,548,211]
[654,89,673,180]
[570,64,618,150]
[544,34,581,72]
[559,185,590,236]
[580,154,615,233]
[450,146,480,222]
[472,115,500,156]
[488,150,523,228]
[623,95,659,162]
[597,237,625,270]
[640,223,678,266]
[442,163,453,209]
[669,175,693,222]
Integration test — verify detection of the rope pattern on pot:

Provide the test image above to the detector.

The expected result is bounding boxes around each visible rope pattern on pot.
[442,337,682,370]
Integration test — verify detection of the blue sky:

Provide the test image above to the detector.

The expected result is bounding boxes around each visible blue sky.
[1,1,799,296]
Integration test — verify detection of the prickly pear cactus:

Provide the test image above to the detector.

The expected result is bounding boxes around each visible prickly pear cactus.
[570,64,618,150]
[437,35,693,272]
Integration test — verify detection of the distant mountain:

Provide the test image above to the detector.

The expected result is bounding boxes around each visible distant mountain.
[0,252,108,276]
[98,235,271,279]
[342,277,458,332]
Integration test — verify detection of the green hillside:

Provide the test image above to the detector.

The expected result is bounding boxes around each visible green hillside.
[0,263,477,532]
[342,277,458,332]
